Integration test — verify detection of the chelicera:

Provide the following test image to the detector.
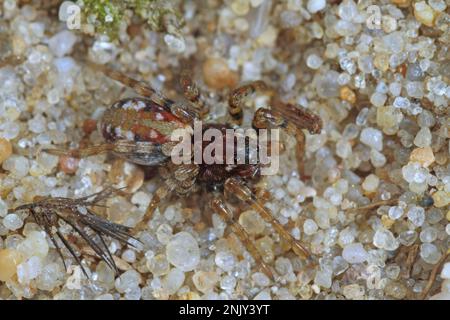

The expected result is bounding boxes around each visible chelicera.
[13,61,323,278]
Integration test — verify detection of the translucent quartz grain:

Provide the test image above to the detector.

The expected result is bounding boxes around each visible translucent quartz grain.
[306,54,323,69]
[332,256,349,275]
[385,281,407,299]
[432,191,450,208]
[0,138,13,164]
[2,155,30,178]
[0,248,23,281]
[388,206,404,220]
[162,268,185,295]
[163,34,186,53]
[238,210,265,235]
[414,127,432,147]
[252,272,270,286]
[254,290,272,300]
[36,263,63,291]
[3,213,23,231]
[373,229,399,251]
[193,271,219,293]
[166,232,200,272]
[306,0,326,13]
[220,275,237,291]
[314,268,332,288]
[362,174,379,192]
[48,30,77,57]
[231,0,250,15]
[360,127,383,151]
[215,251,237,272]
[0,199,8,217]
[336,140,352,159]
[156,223,173,245]
[419,227,438,243]
[441,263,450,280]
[202,57,238,90]
[17,256,43,285]
[118,272,142,294]
[343,284,365,299]
[420,243,442,264]
[414,1,437,27]
[342,243,368,264]
[96,261,115,289]
[121,249,136,263]
[303,219,318,235]
[17,231,48,258]
[409,147,435,168]
[407,206,426,226]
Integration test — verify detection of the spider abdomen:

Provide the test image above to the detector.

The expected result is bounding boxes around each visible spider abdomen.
[100,97,185,144]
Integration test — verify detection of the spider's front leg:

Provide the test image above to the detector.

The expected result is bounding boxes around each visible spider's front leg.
[228,80,269,124]
[86,61,169,106]
[224,177,311,260]
[210,198,274,279]
[227,80,322,177]
[180,71,209,118]
[87,62,200,124]
[253,103,322,178]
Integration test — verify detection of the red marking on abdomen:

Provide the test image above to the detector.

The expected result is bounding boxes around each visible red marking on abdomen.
[131,124,171,144]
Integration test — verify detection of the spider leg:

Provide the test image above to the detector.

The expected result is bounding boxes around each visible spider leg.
[44,139,170,167]
[224,177,311,259]
[43,143,114,158]
[137,163,199,231]
[86,61,173,107]
[270,100,323,135]
[29,208,69,272]
[145,185,169,222]
[95,230,117,272]
[111,140,170,166]
[55,229,90,278]
[228,80,269,124]
[48,232,68,271]
[57,211,118,273]
[211,198,274,279]
[253,104,322,178]
[85,208,139,244]
[136,179,176,232]
[169,103,200,124]
[87,62,200,124]
[39,210,68,272]
[180,71,209,118]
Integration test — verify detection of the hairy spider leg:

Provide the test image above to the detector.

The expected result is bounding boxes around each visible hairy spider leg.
[211,197,274,279]
[224,177,311,259]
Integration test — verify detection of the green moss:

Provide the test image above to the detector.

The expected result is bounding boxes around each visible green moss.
[76,0,183,40]
[77,0,123,39]
[126,0,184,35]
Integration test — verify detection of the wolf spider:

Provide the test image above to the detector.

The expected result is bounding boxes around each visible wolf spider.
[21,61,322,278]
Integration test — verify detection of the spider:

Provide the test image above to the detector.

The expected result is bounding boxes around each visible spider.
[23,61,323,278]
